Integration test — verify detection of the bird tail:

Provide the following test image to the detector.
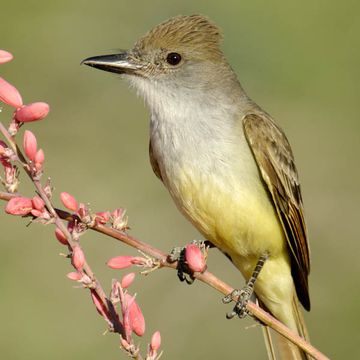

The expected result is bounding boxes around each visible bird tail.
[261,296,312,360]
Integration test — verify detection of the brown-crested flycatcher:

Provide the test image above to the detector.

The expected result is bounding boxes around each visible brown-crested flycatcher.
[82,15,311,359]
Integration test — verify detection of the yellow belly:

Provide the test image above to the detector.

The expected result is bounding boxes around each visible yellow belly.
[173,168,285,251]
[166,167,297,325]
[159,155,299,328]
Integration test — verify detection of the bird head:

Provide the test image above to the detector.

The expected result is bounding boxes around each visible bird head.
[82,15,242,111]
[82,15,224,77]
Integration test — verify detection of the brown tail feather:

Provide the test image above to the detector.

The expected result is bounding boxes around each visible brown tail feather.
[261,296,312,360]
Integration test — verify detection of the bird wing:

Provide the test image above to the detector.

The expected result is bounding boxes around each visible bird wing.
[243,112,310,310]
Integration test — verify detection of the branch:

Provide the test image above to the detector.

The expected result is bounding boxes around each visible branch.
[0,189,328,360]
[0,123,152,359]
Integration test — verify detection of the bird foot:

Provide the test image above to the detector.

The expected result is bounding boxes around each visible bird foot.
[222,285,253,319]
[168,245,194,284]
[168,240,209,284]
[223,252,269,319]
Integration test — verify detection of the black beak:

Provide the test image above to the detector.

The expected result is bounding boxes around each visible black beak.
[81,52,141,75]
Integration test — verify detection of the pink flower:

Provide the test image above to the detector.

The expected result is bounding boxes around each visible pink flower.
[121,272,136,288]
[66,272,82,281]
[107,255,134,269]
[55,227,68,245]
[185,244,206,273]
[30,209,42,217]
[111,208,128,230]
[95,211,111,224]
[150,331,161,352]
[0,76,23,108]
[77,203,90,223]
[5,196,33,215]
[23,130,37,161]
[29,197,49,220]
[14,102,49,123]
[90,290,110,321]
[55,228,69,245]
[31,196,45,211]
[60,192,78,212]
[67,271,92,285]
[72,246,85,270]
[125,293,145,337]
[0,50,13,64]
[34,149,45,171]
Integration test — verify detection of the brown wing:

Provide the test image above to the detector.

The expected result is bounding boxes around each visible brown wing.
[149,140,163,181]
[243,112,310,310]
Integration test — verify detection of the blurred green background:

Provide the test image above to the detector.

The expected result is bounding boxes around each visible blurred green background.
[1,1,359,359]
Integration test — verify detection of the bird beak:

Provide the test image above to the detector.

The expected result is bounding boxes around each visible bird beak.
[81,52,142,75]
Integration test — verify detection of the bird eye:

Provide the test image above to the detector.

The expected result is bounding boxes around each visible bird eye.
[166,52,182,66]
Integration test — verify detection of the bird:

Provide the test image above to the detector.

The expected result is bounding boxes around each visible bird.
[82,14,311,359]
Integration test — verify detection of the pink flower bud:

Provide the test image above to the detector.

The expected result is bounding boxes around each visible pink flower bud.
[55,227,68,245]
[30,209,42,217]
[14,102,49,123]
[67,271,92,286]
[72,246,85,270]
[150,331,161,352]
[34,149,45,171]
[0,50,13,64]
[77,203,89,222]
[121,272,136,289]
[31,196,45,211]
[90,290,110,320]
[95,211,111,224]
[60,192,78,212]
[185,244,206,273]
[0,76,23,108]
[107,255,134,269]
[66,271,82,281]
[23,130,37,161]
[5,196,33,215]
[125,293,145,337]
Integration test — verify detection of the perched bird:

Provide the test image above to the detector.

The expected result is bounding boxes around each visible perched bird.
[83,14,311,359]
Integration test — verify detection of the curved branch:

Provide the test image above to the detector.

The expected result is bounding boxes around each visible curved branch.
[0,190,328,360]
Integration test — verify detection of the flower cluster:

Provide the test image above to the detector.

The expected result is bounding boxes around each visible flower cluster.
[0,67,49,135]
[6,195,51,220]
[1,49,162,360]
[0,51,49,191]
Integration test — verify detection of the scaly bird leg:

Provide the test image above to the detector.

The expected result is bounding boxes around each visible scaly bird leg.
[223,252,269,319]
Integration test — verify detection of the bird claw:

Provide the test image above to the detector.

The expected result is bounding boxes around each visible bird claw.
[222,286,253,319]
[168,240,209,284]
[223,252,269,320]
[168,246,183,263]
[168,245,194,284]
